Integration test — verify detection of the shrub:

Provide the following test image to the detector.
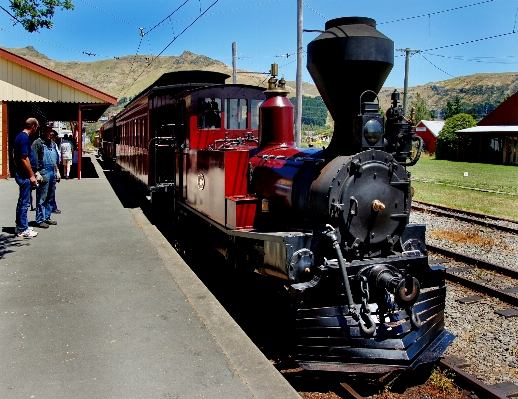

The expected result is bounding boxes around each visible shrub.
[436,113,476,160]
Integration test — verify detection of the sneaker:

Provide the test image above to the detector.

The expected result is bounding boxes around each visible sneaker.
[45,219,57,225]
[35,222,49,228]
[16,228,38,238]
[52,209,62,214]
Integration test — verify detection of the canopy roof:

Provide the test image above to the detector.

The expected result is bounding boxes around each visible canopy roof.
[0,47,117,122]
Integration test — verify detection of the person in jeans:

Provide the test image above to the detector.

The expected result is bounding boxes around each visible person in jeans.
[60,134,74,179]
[32,126,60,228]
[13,118,39,238]
[49,130,62,214]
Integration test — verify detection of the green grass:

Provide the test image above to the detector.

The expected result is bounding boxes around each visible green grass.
[408,155,518,220]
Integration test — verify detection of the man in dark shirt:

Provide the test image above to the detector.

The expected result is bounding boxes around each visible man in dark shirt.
[13,118,39,238]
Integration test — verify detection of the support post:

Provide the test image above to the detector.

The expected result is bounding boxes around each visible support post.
[397,48,419,115]
[232,42,237,84]
[77,105,82,180]
[295,0,303,147]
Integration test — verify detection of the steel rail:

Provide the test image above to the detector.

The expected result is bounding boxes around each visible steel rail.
[412,202,518,235]
[439,359,508,399]
[428,245,518,307]
[427,244,518,279]
[339,382,364,399]
[413,200,518,224]
[337,361,509,399]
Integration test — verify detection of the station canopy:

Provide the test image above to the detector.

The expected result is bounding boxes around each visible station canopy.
[0,47,117,178]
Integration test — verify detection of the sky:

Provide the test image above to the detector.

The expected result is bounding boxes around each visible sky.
[1,0,518,94]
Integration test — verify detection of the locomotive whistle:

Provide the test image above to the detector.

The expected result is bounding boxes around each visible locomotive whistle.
[372,199,386,211]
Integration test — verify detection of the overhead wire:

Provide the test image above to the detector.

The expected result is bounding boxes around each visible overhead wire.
[419,53,454,78]
[421,31,518,52]
[117,35,145,98]
[143,0,191,36]
[423,52,518,65]
[159,0,279,26]
[378,0,495,25]
[118,0,220,99]
[78,0,141,28]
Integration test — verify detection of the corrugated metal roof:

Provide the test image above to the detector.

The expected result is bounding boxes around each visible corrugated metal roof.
[456,125,518,135]
[416,120,445,137]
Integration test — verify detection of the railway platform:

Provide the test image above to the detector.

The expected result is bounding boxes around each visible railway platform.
[0,154,300,399]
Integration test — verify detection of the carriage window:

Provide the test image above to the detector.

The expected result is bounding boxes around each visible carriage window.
[197,98,221,128]
[251,99,262,129]
[225,99,248,129]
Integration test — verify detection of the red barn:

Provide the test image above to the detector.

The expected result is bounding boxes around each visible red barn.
[415,120,444,154]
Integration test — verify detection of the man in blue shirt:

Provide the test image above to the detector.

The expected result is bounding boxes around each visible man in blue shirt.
[13,118,39,238]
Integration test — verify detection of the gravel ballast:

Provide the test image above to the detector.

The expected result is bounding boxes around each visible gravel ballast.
[410,210,518,386]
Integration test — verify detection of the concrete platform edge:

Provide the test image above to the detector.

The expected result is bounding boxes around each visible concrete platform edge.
[129,208,301,399]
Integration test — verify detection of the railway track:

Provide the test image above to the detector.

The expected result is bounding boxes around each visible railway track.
[334,359,511,398]
[412,200,518,235]
[428,244,518,308]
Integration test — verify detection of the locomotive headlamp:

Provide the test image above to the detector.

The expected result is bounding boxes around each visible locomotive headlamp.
[364,119,383,144]
[352,93,386,152]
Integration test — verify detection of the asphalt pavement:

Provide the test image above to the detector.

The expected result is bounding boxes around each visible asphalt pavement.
[0,154,300,399]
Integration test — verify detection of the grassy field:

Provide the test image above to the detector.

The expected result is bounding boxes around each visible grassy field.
[407,155,518,220]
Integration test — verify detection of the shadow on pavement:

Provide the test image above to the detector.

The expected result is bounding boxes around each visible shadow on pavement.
[0,230,30,259]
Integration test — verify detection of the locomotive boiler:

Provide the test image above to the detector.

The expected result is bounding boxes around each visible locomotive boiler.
[102,16,453,374]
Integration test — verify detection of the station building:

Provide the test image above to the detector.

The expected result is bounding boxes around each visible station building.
[0,47,117,179]
[456,90,518,164]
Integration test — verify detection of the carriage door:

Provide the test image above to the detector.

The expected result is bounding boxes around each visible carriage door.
[153,101,177,188]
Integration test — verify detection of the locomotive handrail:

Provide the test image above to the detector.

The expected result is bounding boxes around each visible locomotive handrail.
[358,90,380,114]
[400,134,424,167]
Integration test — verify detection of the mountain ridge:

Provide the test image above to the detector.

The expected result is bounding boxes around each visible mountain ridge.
[4,46,517,120]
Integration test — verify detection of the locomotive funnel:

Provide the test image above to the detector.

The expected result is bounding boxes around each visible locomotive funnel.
[307,17,393,157]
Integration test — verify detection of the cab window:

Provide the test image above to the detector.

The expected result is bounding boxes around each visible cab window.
[225,99,248,129]
[251,99,262,129]
[197,98,221,128]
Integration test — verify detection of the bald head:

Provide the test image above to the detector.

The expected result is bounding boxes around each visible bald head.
[24,118,39,129]
[23,117,39,137]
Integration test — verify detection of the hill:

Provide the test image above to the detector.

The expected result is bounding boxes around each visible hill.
[4,46,518,121]
[379,72,518,119]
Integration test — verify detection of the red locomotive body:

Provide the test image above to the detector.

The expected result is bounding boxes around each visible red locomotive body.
[102,17,453,374]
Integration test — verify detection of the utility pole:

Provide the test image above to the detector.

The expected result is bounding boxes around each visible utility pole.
[397,48,420,115]
[232,42,237,84]
[295,0,303,147]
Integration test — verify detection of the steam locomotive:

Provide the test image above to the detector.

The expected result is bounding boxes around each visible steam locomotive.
[101,17,454,373]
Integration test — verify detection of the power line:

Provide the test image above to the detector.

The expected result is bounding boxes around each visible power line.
[303,2,327,19]
[0,5,23,27]
[423,52,518,65]
[157,0,279,27]
[379,0,495,25]
[117,36,145,98]
[78,0,141,28]
[0,26,113,57]
[301,1,496,25]
[144,0,191,36]
[422,31,518,52]
[419,53,454,77]
[119,0,220,99]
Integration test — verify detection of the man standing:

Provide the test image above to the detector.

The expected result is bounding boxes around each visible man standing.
[49,130,62,214]
[13,118,39,238]
[32,125,60,228]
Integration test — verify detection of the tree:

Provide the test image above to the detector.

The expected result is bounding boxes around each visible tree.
[7,0,74,32]
[435,113,477,160]
[289,96,328,127]
[410,92,433,123]
[444,96,463,119]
